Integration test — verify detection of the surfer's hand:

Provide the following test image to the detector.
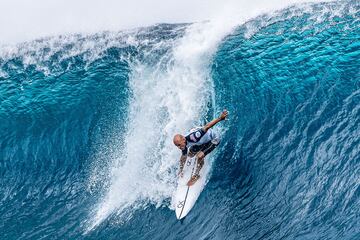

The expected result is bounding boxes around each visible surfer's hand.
[178,170,184,178]
[219,109,228,121]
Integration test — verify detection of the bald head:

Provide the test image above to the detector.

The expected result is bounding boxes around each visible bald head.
[173,134,186,150]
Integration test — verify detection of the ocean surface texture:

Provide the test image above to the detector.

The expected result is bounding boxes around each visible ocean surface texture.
[0,1,359,239]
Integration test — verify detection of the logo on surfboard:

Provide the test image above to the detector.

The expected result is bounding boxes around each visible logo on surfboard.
[177,201,185,208]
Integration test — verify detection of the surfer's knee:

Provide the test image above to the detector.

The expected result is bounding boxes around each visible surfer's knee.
[197,156,204,166]
[197,151,205,160]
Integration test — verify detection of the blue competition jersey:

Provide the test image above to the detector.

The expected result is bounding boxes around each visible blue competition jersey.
[181,127,217,155]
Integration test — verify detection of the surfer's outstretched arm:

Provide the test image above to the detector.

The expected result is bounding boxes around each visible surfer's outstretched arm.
[202,109,228,132]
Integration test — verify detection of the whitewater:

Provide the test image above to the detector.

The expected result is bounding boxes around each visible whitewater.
[0,0,359,239]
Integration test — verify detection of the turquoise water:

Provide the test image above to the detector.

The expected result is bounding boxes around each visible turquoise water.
[0,1,359,239]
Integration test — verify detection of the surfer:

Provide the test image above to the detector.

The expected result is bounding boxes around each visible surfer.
[173,110,228,186]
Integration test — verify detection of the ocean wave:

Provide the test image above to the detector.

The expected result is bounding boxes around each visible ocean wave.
[0,1,359,239]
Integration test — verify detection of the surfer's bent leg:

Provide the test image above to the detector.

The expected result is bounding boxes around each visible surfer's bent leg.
[194,139,219,176]
[202,140,219,156]
[194,152,205,177]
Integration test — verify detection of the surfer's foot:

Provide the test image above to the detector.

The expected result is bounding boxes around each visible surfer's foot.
[187,174,200,186]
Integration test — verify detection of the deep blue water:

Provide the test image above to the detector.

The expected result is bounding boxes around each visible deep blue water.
[0,1,359,239]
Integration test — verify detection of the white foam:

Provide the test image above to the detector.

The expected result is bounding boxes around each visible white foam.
[87,17,238,229]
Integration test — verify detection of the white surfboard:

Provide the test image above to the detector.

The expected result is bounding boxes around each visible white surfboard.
[174,156,209,219]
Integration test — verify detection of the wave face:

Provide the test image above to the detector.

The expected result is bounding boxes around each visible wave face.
[0,1,359,239]
[211,2,360,239]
